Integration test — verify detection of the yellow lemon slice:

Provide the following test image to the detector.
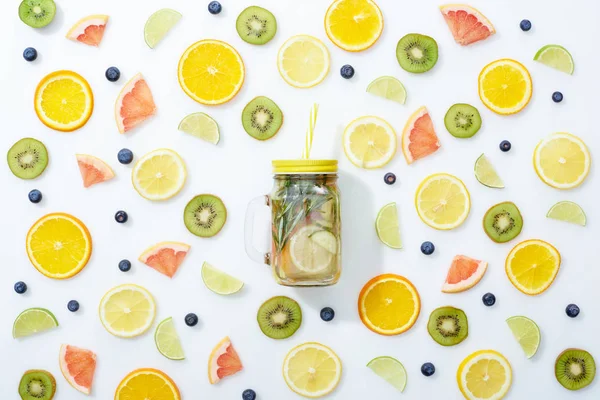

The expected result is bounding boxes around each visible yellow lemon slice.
[343,116,397,169]
[278,35,330,88]
[457,350,512,400]
[289,226,334,273]
[34,70,94,132]
[99,284,156,338]
[283,342,342,398]
[415,173,471,230]
[132,149,186,201]
[478,59,532,115]
[533,132,591,189]
[115,368,180,399]
[325,0,384,52]
[505,239,561,295]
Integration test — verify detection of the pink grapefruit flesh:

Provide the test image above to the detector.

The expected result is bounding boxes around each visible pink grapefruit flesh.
[208,336,243,384]
[402,106,441,164]
[76,154,115,188]
[440,5,495,46]
[66,15,109,47]
[139,242,190,278]
[59,344,97,395]
[115,73,156,134]
[442,255,488,293]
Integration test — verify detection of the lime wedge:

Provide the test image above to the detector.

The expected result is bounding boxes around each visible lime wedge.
[144,9,182,49]
[154,317,185,360]
[534,44,574,75]
[178,112,220,144]
[366,76,407,105]
[310,230,338,254]
[474,154,504,188]
[506,316,541,358]
[201,262,244,295]
[13,308,59,338]
[376,203,402,249]
[547,201,586,226]
[367,356,407,392]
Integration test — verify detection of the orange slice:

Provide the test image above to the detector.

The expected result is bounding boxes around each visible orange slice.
[506,239,561,295]
[115,368,180,400]
[208,336,243,384]
[324,0,384,52]
[75,154,114,188]
[139,241,190,278]
[66,15,109,46]
[115,73,156,133]
[478,59,532,115]
[442,255,488,293]
[402,106,440,164]
[59,344,96,395]
[440,5,495,46]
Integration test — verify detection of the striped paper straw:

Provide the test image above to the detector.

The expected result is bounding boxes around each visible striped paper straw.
[302,103,319,159]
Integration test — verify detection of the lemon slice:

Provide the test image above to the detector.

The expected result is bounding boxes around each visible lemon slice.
[343,116,397,169]
[367,356,407,392]
[546,201,586,226]
[278,35,330,88]
[506,316,541,359]
[366,76,407,104]
[533,132,591,189]
[415,173,471,230]
[99,284,156,338]
[155,317,185,360]
[201,262,244,295]
[144,8,181,49]
[283,342,342,398]
[13,308,59,338]
[290,226,333,273]
[457,350,512,400]
[376,203,402,249]
[132,149,187,201]
[178,112,219,144]
[325,0,384,52]
[310,230,338,254]
[478,59,532,115]
[474,153,504,188]
[534,44,574,75]
[505,239,561,295]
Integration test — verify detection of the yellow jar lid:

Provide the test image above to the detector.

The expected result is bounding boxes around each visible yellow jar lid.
[272,159,338,174]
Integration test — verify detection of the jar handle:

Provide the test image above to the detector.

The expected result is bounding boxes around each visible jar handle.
[244,195,271,265]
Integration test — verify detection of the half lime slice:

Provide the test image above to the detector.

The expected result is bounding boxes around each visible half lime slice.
[366,76,407,105]
[506,316,541,358]
[155,317,185,360]
[202,262,244,295]
[144,8,182,49]
[534,44,574,75]
[13,308,59,338]
[376,203,402,249]
[367,356,407,392]
[547,201,586,226]
[474,154,504,188]
[178,112,220,144]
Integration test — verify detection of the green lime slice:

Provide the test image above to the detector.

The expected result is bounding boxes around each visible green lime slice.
[474,154,504,188]
[534,44,574,75]
[13,308,58,338]
[144,8,182,49]
[506,316,541,359]
[178,112,220,145]
[367,356,407,392]
[154,317,185,360]
[366,76,407,105]
[376,203,402,249]
[546,201,586,226]
[201,262,244,295]
[310,230,338,254]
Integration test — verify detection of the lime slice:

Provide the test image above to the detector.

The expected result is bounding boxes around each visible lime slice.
[144,9,182,49]
[474,154,504,188]
[367,356,407,392]
[376,203,402,249]
[201,262,244,295]
[310,230,338,254]
[546,201,586,226]
[178,112,220,145]
[506,316,541,358]
[366,76,407,105]
[534,44,574,75]
[13,308,59,338]
[154,317,185,360]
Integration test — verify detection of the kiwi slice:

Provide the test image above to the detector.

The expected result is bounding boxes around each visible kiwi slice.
[483,202,523,243]
[184,194,227,237]
[242,96,283,140]
[19,370,56,400]
[427,306,468,346]
[236,6,277,45]
[444,104,482,138]
[19,0,56,28]
[7,138,48,180]
[257,296,302,339]
[396,33,439,73]
[555,348,596,391]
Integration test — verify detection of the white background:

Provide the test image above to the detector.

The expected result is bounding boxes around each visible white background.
[1,0,598,398]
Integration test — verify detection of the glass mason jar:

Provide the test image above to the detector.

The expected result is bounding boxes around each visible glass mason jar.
[245,160,341,287]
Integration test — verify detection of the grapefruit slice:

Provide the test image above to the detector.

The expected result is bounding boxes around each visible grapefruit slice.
[139,241,190,278]
[115,73,156,134]
[66,15,109,46]
[402,106,440,164]
[208,336,243,384]
[440,5,495,46]
[76,154,115,188]
[442,255,487,293]
[59,344,97,395]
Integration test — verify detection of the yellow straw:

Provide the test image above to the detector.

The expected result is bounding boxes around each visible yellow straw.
[302,103,319,159]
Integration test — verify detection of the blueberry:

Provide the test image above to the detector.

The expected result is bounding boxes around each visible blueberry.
[185,313,199,327]
[14,281,27,294]
[23,47,38,62]
[499,140,511,152]
[115,210,128,223]
[482,292,496,307]
[117,148,133,164]
[520,19,532,31]
[118,259,131,272]
[208,1,222,14]
[384,172,396,185]
[28,189,42,203]
[420,241,435,255]
[67,300,80,312]
[421,362,435,377]
[105,67,120,82]
[340,64,355,79]
[320,307,335,322]
[566,304,580,318]
[552,91,563,103]
[242,389,257,400]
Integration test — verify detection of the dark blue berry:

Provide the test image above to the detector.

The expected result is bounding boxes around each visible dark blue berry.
[552,91,563,103]
[340,64,355,79]
[28,189,42,203]
[242,389,257,400]
[320,307,335,322]
[384,172,396,185]
[115,210,128,223]
[566,304,580,318]
[421,241,435,255]
[67,300,80,312]
[14,281,27,294]
[499,140,511,152]
[117,148,133,164]
[421,362,435,377]
[105,67,120,82]
[23,47,38,62]
[482,292,496,306]
[208,1,222,14]
[520,19,532,31]
[119,259,131,272]
[185,313,199,326]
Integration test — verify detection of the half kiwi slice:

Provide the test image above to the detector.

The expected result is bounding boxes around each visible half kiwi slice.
[19,370,56,400]
[242,96,283,140]
[257,296,302,339]
[19,0,56,28]
[236,6,277,45]
[184,194,227,237]
[483,201,523,243]
[427,306,468,346]
[396,33,439,73]
[444,103,482,138]
[555,348,596,391]
[7,138,49,180]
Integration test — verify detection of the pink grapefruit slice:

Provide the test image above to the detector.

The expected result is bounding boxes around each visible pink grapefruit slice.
[208,336,243,384]
[402,106,441,164]
[66,15,109,47]
[139,241,190,278]
[115,73,156,134]
[76,154,115,188]
[59,344,97,395]
[441,255,487,293]
[440,4,495,46]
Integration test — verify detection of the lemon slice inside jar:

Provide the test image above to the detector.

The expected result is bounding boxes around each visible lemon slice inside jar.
[289,226,334,272]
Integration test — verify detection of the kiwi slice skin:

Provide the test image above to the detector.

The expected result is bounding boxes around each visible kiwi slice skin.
[19,369,56,400]
[427,306,468,346]
[257,296,302,339]
[184,194,227,238]
[236,6,277,45]
[555,348,596,391]
[7,138,49,180]
[483,202,523,243]
[242,96,283,140]
[444,103,482,138]
[396,33,439,73]
[19,0,56,28]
